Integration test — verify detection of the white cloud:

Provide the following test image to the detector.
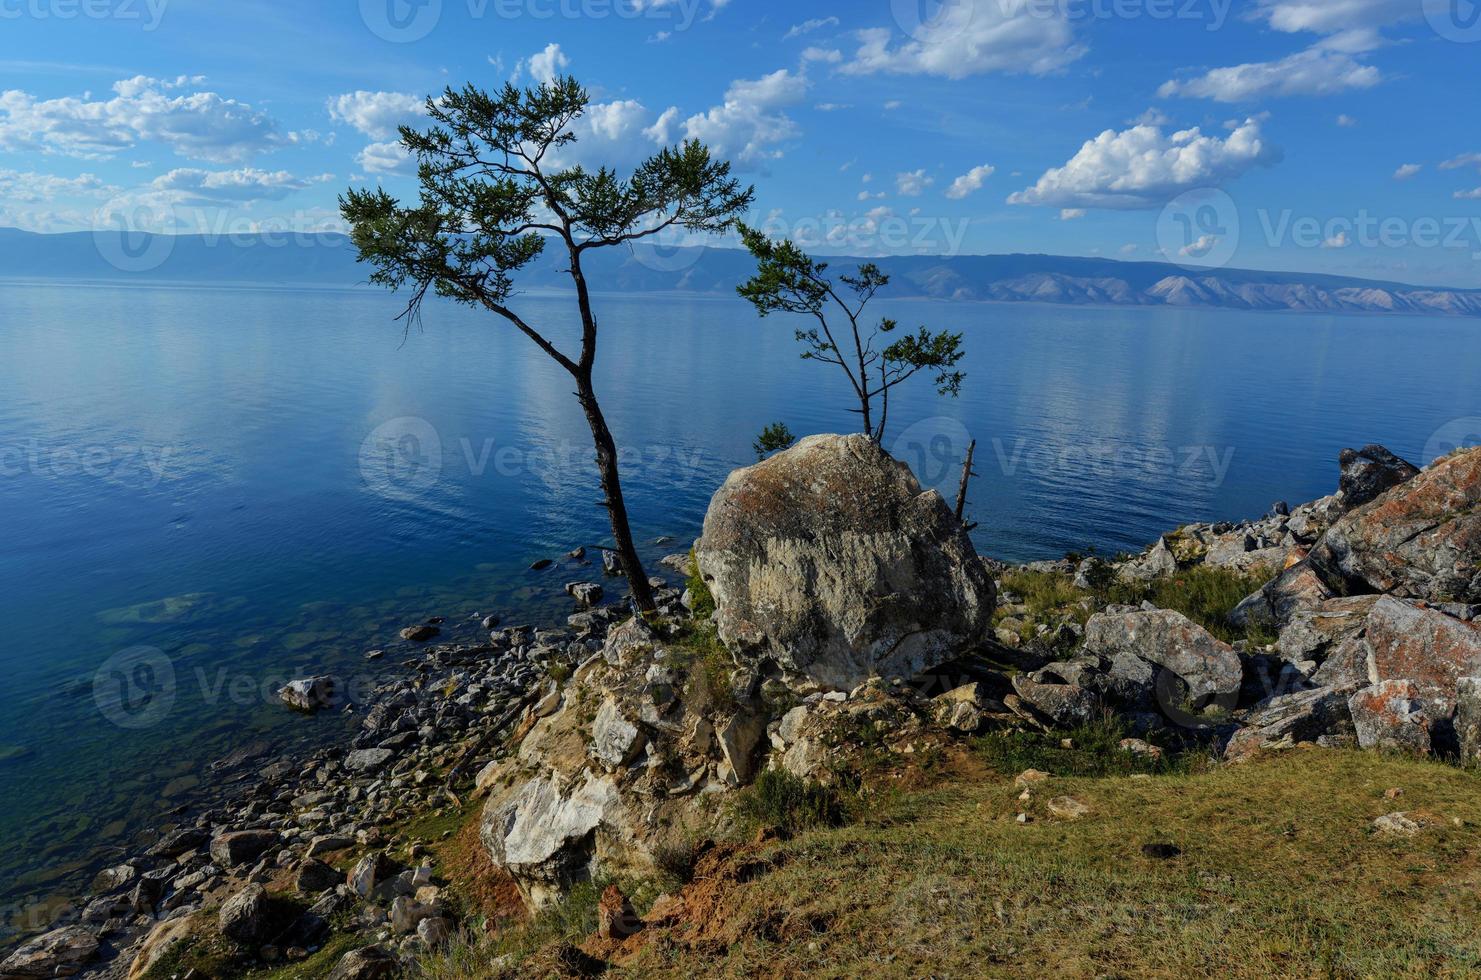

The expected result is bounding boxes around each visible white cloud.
[513,42,571,85]
[945,163,994,199]
[326,91,426,140]
[0,169,113,203]
[1119,243,1139,255]
[1323,230,1351,248]
[1455,188,1481,200]
[1441,152,1481,172]
[1253,0,1415,36]
[1158,46,1380,102]
[1336,114,1357,127]
[1181,233,1221,258]
[1393,163,1421,180]
[1008,118,1278,211]
[896,169,933,196]
[883,100,903,111]
[643,106,681,145]
[357,140,414,176]
[681,69,807,167]
[146,167,328,206]
[841,0,1086,80]
[1059,208,1087,220]
[802,47,843,64]
[814,103,851,112]
[785,16,839,39]
[0,76,292,163]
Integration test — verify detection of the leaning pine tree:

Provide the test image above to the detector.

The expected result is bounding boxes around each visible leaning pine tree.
[341,78,753,614]
[737,224,965,444]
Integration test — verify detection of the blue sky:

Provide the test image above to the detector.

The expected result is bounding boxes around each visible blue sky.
[2,0,1480,285]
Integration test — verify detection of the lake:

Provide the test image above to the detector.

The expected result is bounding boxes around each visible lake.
[1,278,1478,934]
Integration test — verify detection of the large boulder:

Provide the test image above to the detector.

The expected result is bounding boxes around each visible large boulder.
[1337,445,1420,509]
[0,926,98,979]
[1084,608,1242,703]
[1310,446,1481,604]
[480,770,619,909]
[1224,685,1359,761]
[1349,680,1432,754]
[1361,597,1481,708]
[695,434,995,690]
[218,883,272,945]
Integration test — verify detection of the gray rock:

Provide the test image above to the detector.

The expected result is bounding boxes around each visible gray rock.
[279,675,336,712]
[1457,677,1481,766]
[480,771,618,909]
[1338,444,1419,509]
[1010,675,1098,727]
[348,852,389,898]
[600,550,624,576]
[210,829,279,868]
[588,699,644,770]
[219,883,272,945]
[1230,560,1333,632]
[295,858,342,895]
[565,582,604,607]
[716,710,767,785]
[1310,446,1481,604]
[0,926,99,978]
[417,916,452,947]
[696,433,995,691]
[326,945,399,980]
[1361,596,1481,707]
[400,624,439,642]
[1224,685,1359,761]
[1349,680,1432,754]
[1084,608,1242,702]
[148,827,209,858]
[344,748,395,773]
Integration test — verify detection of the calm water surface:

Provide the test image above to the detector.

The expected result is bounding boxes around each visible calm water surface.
[1,278,1478,932]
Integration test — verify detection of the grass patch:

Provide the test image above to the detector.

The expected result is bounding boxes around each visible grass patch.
[610,749,1481,978]
[998,564,1275,647]
[1105,565,1275,644]
[731,769,854,838]
[668,621,738,716]
[975,716,1200,779]
[684,547,716,619]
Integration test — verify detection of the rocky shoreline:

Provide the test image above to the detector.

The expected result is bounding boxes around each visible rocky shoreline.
[0,554,693,979]
[5,436,1480,980]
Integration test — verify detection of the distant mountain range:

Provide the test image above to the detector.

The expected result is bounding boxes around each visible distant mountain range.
[4,226,1480,318]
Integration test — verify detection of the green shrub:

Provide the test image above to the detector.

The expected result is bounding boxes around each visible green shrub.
[685,546,716,619]
[1105,565,1274,644]
[733,769,852,837]
[975,715,1199,779]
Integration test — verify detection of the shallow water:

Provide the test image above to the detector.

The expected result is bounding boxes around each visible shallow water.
[1,279,1478,929]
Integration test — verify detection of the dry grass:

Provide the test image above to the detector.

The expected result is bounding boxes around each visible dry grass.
[600,749,1481,979]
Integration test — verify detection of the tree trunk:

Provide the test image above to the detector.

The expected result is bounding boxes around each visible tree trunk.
[955,439,977,523]
[576,375,658,615]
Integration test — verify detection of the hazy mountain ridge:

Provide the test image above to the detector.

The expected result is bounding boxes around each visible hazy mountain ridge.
[3,227,1480,317]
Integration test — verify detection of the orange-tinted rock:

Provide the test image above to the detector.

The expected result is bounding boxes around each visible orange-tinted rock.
[1349,680,1432,754]
[1363,597,1481,705]
[1312,447,1481,604]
